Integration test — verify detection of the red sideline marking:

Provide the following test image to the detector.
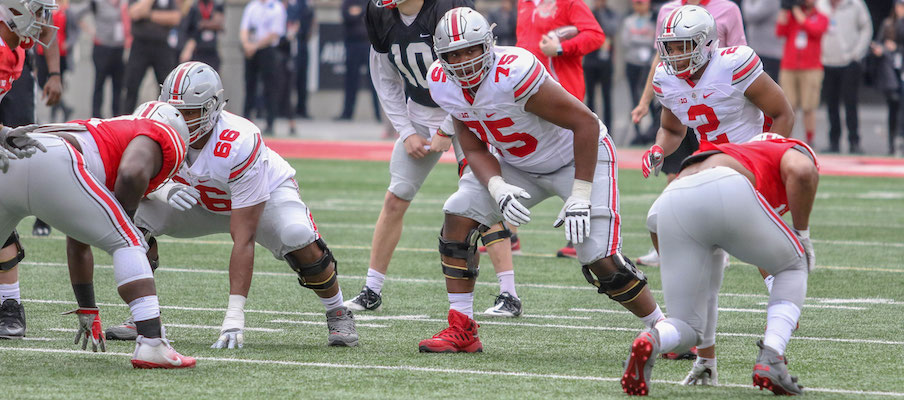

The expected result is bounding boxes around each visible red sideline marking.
[264,139,904,178]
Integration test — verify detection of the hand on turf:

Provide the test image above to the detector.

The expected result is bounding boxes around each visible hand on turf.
[166,183,201,211]
[641,144,664,178]
[211,328,244,349]
[487,176,531,227]
[554,196,591,244]
[62,308,106,352]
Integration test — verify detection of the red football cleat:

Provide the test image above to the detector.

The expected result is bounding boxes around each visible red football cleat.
[621,330,660,396]
[661,346,697,360]
[418,309,483,353]
[556,243,577,259]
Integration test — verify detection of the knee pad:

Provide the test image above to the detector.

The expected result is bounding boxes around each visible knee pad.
[582,253,648,303]
[0,231,25,271]
[284,238,337,291]
[479,225,511,248]
[112,247,154,287]
[437,225,485,279]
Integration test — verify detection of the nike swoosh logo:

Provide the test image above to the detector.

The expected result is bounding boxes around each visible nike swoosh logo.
[164,352,182,366]
[703,92,715,99]
[198,178,210,183]
[486,113,496,118]
[420,33,431,38]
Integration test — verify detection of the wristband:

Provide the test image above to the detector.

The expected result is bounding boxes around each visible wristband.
[436,128,452,138]
[794,228,809,239]
[556,44,563,56]
[571,179,592,201]
[48,72,61,77]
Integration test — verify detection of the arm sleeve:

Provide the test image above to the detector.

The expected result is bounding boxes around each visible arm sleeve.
[730,46,764,92]
[560,0,605,56]
[369,46,417,140]
[239,4,252,32]
[742,0,777,24]
[273,5,287,37]
[802,13,829,36]
[775,11,790,37]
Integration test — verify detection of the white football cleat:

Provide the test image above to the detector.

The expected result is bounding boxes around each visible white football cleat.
[635,247,660,267]
[131,335,196,369]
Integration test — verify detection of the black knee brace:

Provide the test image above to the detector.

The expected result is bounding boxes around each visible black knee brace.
[285,238,337,291]
[0,231,25,271]
[146,236,159,272]
[480,226,511,248]
[437,225,486,279]
[582,253,648,303]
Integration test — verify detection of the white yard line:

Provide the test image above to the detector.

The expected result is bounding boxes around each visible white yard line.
[49,325,284,333]
[268,320,388,328]
[0,347,901,397]
[21,262,904,304]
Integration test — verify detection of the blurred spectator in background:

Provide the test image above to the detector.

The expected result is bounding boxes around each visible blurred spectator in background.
[122,0,181,114]
[871,0,904,155]
[743,0,785,80]
[88,0,128,118]
[620,0,658,145]
[516,0,605,102]
[36,0,73,122]
[488,0,517,46]
[240,0,286,133]
[336,0,380,122]
[584,0,618,129]
[180,0,224,70]
[287,0,314,118]
[776,0,828,145]
[817,0,872,154]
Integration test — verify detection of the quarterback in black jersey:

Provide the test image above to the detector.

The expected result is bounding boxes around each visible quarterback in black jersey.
[345,1,523,322]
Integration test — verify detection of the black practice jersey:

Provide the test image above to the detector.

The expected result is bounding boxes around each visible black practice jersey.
[366,0,473,108]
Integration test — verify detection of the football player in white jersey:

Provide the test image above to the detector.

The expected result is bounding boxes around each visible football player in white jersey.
[417,7,667,353]
[638,5,796,384]
[347,0,523,319]
[103,62,359,349]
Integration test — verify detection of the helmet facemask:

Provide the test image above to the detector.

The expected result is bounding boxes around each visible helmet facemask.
[0,0,58,48]
[172,92,224,145]
[439,40,494,89]
[657,34,710,79]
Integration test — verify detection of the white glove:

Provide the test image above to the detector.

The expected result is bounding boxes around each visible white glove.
[554,179,592,244]
[487,176,531,226]
[62,308,106,352]
[794,228,815,271]
[1,124,46,158]
[166,183,201,211]
[211,294,246,349]
[211,328,244,349]
[681,359,718,386]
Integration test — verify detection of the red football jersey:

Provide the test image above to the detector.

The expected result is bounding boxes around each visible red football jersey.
[0,37,25,102]
[697,138,818,215]
[73,117,187,195]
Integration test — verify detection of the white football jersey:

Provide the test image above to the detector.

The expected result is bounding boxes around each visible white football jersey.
[428,46,576,174]
[653,45,765,144]
[172,111,296,214]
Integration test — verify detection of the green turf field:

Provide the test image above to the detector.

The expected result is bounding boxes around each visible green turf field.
[2,158,903,399]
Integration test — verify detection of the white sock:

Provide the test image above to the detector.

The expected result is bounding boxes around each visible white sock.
[763,301,801,355]
[128,295,161,322]
[764,275,775,294]
[696,356,717,367]
[655,320,681,353]
[448,292,474,319]
[365,268,386,294]
[320,290,344,311]
[496,270,517,298]
[0,282,20,303]
[640,304,664,329]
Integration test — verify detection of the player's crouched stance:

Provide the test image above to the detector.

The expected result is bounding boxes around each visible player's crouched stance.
[0,103,196,368]
[418,8,666,353]
[621,133,817,396]
[112,62,357,348]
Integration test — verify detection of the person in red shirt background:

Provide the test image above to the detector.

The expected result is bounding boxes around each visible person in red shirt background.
[776,0,828,144]
[515,0,605,101]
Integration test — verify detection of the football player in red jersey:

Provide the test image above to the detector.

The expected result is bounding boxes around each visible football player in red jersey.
[0,102,197,368]
[621,133,817,395]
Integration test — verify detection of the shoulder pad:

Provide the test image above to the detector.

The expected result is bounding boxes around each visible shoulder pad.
[494,47,546,103]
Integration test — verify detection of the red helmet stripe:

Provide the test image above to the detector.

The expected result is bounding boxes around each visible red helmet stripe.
[450,9,461,40]
[139,101,162,118]
[170,62,196,101]
[664,8,680,35]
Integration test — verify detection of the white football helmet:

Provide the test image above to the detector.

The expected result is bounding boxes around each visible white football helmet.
[159,61,225,144]
[133,101,191,146]
[373,0,406,8]
[434,7,495,89]
[656,5,718,79]
[0,0,58,48]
